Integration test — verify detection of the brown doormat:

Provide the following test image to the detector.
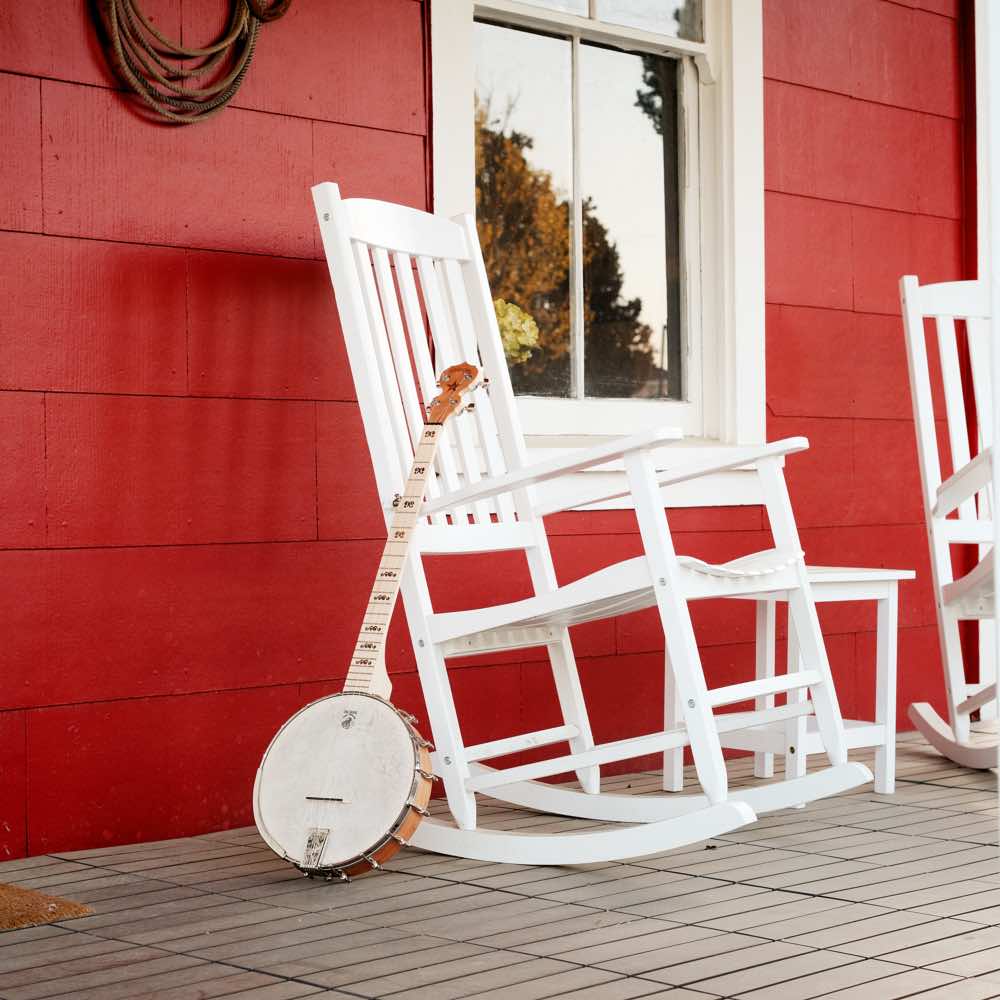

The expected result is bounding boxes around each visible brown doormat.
[0,883,93,931]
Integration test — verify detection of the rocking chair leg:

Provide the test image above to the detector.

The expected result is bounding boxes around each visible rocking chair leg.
[757,458,848,767]
[547,634,600,793]
[784,620,807,782]
[625,451,728,805]
[980,621,998,722]
[941,610,972,744]
[874,593,897,794]
[523,539,600,794]
[754,601,777,778]
[409,622,478,829]
[663,647,685,791]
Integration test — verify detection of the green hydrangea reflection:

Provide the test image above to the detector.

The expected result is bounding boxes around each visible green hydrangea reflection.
[494,298,540,365]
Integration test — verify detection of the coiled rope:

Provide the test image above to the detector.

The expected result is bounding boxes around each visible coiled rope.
[94,0,293,125]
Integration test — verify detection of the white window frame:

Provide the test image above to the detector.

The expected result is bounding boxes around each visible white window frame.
[431,0,766,506]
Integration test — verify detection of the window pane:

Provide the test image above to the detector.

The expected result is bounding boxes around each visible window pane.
[580,44,681,399]
[474,22,573,398]
[595,0,703,41]
[519,0,588,13]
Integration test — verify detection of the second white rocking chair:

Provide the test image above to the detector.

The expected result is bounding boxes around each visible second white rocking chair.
[313,182,871,865]
[901,275,998,769]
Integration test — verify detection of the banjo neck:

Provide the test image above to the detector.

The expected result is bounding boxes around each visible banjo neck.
[343,422,444,695]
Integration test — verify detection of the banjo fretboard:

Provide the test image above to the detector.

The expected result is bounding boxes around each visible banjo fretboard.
[343,424,442,694]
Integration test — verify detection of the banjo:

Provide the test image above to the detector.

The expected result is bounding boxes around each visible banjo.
[253,363,481,881]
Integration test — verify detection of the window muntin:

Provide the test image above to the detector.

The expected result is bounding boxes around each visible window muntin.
[474,20,683,402]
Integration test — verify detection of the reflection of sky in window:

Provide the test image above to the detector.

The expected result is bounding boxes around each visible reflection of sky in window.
[521,1,701,41]
[522,0,587,13]
[474,23,669,362]
[596,1,699,38]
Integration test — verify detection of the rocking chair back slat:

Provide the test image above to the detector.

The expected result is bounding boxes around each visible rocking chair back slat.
[967,318,994,454]
[441,256,517,523]
[456,216,531,475]
[935,315,977,521]
[353,242,413,492]
[416,255,495,525]
[371,247,424,448]
[392,249,467,526]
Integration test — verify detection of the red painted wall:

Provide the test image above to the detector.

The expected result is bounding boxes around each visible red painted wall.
[0,0,971,858]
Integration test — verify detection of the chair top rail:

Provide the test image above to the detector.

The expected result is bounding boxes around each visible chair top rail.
[341,195,471,261]
[903,276,990,319]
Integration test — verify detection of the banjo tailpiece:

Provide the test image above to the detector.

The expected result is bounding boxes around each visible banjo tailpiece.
[302,828,330,869]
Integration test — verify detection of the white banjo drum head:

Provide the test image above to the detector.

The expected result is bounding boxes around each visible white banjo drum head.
[254,693,418,870]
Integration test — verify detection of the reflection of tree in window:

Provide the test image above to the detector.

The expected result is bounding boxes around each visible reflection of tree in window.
[476,100,658,398]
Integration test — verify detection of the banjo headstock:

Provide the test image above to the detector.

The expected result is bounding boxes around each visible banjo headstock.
[426,363,482,425]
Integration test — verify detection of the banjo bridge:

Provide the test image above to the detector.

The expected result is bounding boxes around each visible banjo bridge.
[305,795,345,802]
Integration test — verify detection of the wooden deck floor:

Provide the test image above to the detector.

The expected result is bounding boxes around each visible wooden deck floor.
[0,734,995,999]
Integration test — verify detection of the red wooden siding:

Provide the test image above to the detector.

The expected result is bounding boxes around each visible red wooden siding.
[763,0,969,749]
[0,0,971,858]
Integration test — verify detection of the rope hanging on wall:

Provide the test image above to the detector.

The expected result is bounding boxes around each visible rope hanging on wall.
[94,0,293,125]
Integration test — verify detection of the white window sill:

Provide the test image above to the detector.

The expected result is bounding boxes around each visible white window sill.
[525,437,768,510]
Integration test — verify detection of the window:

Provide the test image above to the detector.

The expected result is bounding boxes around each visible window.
[475,22,684,402]
[432,0,766,501]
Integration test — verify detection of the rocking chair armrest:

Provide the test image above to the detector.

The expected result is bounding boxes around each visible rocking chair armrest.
[532,437,811,515]
[650,437,810,489]
[932,447,992,518]
[420,425,682,516]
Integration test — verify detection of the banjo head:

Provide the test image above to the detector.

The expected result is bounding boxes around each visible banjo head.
[253,693,424,872]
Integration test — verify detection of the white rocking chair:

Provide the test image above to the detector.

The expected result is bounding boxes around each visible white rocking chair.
[900,275,998,769]
[312,182,871,865]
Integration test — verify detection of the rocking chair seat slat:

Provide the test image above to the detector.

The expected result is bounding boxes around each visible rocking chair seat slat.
[933,447,993,517]
[941,548,994,616]
[428,548,804,645]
